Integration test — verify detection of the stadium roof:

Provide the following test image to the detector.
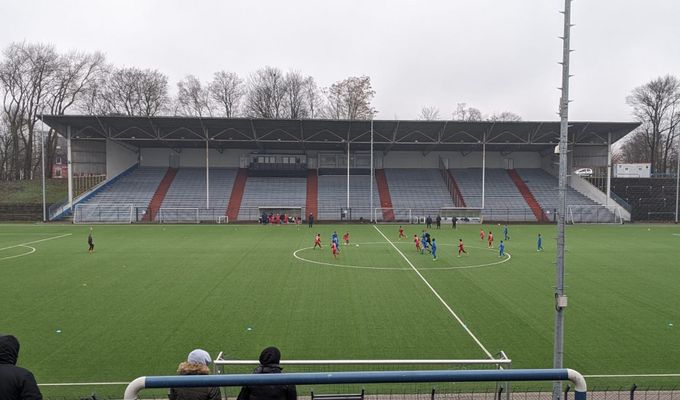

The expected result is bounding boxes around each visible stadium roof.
[40,115,639,153]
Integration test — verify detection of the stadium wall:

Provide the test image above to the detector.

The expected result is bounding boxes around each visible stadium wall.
[139,148,243,168]
[383,151,541,169]
[72,140,106,175]
[107,139,139,178]
[126,148,547,170]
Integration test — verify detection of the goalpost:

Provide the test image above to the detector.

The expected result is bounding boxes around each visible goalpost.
[373,208,414,223]
[73,203,133,224]
[158,207,199,224]
[439,207,484,224]
[567,205,623,224]
[216,216,229,224]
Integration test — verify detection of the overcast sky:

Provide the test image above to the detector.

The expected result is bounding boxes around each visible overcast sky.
[1,0,678,122]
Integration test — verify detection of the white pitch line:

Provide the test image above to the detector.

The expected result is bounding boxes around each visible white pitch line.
[372,225,494,359]
[584,373,680,378]
[0,233,72,252]
[0,245,35,261]
[38,382,129,386]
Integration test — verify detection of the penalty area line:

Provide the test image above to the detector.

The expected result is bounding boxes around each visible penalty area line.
[372,224,494,359]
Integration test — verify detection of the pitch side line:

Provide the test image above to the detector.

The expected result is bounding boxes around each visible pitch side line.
[0,233,72,252]
[584,373,680,378]
[38,382,129,386]
[372,225,494,359]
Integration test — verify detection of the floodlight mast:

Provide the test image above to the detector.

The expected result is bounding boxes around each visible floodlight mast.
[553,1,573,399]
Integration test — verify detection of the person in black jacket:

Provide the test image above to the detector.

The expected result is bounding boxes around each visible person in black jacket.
[0,334,42,400]
[237,346,296,400]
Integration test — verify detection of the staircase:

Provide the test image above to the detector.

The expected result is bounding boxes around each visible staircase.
[444,169,467,207]
[374,169,395,221]
[306,169,318,221]
[143,168,177,222]
[226,168,248,222]
[507,169,548,222]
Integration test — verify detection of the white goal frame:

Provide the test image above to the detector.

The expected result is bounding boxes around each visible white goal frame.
[159,207,199,224]
[439,207,484,224]
[373,208,414,223]
[73,203,133,224]
[568,205,623,224]
[216,215,229,224]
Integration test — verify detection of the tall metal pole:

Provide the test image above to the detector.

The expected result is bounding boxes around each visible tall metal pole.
[370,119,374,222]
[347,140,350,210]
[675,134,679,223]
[481,132,486,209]
[554,1,573,399]
[67,126,74,211]
[41,114,47,222]
[606,132,612,206]
[206,138,210,209]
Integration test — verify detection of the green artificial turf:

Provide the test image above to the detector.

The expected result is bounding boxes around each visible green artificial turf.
[1,223,679,399]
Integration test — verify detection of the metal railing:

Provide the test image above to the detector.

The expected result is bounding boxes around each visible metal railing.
[123,369,587,400]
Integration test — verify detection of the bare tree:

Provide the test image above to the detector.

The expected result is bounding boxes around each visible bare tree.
[41,50,106,177]
[95,67,169,117]
[625,75,680,173]
[283,70,308,119]
[488,111,522,122]
[245,66,287,118]
[419,106,440,120]
[303,76,323,119]
[0,42,60,180]
[176,75,213,117]
[209,71,244,117]
[452,103,483,121]
[324,76,376,120]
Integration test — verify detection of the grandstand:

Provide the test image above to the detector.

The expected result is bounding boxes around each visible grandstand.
[39,116,639,223]
[160,167,237,221]
[317,173,376,221]
[238,176,307,221]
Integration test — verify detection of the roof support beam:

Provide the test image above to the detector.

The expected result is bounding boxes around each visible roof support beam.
[382,121,400,155]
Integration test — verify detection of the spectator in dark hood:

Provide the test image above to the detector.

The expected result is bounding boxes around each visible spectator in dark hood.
[169,349,220,400]
[0,334,42,400]
[237,346,297,400]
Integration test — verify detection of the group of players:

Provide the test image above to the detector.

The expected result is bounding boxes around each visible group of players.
[313,231,349,259]
[311,224,545,262]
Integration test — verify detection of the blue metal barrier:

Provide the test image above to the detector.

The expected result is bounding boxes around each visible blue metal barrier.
[124,368,587,400]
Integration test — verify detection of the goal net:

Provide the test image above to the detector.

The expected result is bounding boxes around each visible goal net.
[374,208,413,223]
[568,205,623,224]
[216,216,229,224]
[159,207,199,223]
[439,207,484,224]
[73,203,133,224]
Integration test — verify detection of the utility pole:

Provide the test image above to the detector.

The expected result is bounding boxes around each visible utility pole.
[554,0,573,399]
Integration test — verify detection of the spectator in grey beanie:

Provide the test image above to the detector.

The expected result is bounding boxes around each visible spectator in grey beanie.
[0,335,42,400]
[237,346,297,400]
[169,349,220,400]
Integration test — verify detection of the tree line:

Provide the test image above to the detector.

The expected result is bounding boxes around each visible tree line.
[1,41,675,181]
[0,42,377,180]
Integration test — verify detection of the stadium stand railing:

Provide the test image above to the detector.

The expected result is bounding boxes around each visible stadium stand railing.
[123,368,588,400]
